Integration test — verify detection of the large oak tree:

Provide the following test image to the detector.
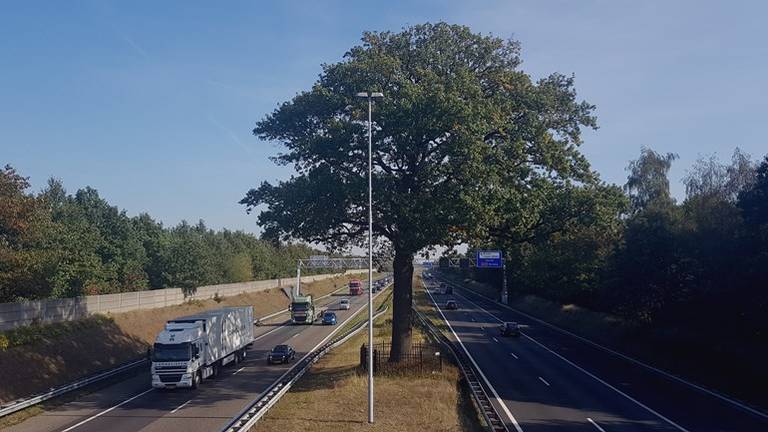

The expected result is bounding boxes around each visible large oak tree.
[241,23,596,359]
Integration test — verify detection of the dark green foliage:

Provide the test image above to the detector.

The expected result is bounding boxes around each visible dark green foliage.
[242,23,597,359]
[0,166,318,302]
[470,148,767,375]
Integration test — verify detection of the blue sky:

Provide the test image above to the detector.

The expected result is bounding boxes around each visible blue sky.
[2,1,767,233]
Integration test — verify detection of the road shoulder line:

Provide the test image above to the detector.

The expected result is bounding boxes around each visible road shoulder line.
[450,279,768,421]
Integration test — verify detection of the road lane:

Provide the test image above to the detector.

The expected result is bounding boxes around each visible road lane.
[7,277,389,432]
[432,274,768,432]
[427,283,679,431]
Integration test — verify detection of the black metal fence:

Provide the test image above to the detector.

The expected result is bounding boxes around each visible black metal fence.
[360,341,443,374]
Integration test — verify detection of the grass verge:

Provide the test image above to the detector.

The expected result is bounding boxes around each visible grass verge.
[249,274,484,432]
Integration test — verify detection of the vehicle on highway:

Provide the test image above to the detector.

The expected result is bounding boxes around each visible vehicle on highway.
[499,321,521,337]
[349,278,364,295]
[444,285,453,295]
[151,306,254,389]
[339,298,350,310]
[322,311,337,325]
[290,294,316,324]
[445,300,458,310]
[267,344,296,364]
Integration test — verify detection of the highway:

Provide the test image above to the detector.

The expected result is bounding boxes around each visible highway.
[7,278,388,432]
[425,274,768,432]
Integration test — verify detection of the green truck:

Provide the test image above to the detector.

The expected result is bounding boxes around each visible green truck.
[290,295,316,324]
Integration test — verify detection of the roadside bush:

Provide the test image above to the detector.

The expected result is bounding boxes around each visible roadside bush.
[0,315,113,350]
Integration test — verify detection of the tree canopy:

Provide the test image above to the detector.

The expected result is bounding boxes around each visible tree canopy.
[0,165,321,303]
[242,23,597,359]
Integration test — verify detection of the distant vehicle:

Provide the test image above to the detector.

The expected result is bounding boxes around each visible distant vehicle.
[322,311,337,325]
[445,300,458,310]
[499,322,521,337]
[290,295,316,324]
[439,282,447,289]
[151,307,253,389]
[339,298,351,310]
[267,344,296,364]
[349,279,364,296]
[444,285,453,295]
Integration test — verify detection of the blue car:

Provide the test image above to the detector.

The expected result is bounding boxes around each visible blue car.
[322,311,337,325]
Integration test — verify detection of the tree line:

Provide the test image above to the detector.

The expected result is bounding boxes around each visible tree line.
[466,147,768,352]
[0,166,319,303]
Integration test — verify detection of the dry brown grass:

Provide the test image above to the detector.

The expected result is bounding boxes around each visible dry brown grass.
[111,273,364,345]
[0,273,364,405]
[250,274,484,432]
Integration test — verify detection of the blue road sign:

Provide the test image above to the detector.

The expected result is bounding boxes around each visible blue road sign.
[476,250,503,268]
[423,261,434,268]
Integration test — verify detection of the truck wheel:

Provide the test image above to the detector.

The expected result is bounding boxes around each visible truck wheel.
[191,372,200,389]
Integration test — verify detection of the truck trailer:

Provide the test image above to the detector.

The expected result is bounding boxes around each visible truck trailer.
[151,306,253,389]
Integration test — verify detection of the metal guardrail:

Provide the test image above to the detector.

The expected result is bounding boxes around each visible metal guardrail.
[413,307,509,432]
[0,276,392,419]
[220,288,392,432]
[0,357,148,418]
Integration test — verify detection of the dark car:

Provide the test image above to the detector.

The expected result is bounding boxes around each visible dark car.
[499,322,521,337]
[445,300,458,310]
[267,344,296,364]
[322,311,337,325]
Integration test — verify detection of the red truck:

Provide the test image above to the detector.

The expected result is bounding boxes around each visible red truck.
[349,279,364,296]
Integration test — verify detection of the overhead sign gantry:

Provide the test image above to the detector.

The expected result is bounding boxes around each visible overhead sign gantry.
[438,250,508,304]
[295,255,368,297]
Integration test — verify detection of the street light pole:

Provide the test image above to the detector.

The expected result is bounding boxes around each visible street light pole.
[356,90,383,424]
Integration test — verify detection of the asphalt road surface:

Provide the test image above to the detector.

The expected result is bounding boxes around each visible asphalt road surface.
[8,278,388,432]
[425,274,768,432]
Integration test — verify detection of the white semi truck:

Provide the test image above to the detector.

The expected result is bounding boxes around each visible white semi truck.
[151,306,253,389]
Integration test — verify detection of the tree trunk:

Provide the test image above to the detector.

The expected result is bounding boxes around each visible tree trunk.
[389,248,414,362]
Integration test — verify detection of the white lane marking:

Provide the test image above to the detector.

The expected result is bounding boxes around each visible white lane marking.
[227,281,391,423]
[170,399,191,414]
[450,279,768,422]
[64,279,392,432]
[252,325,284,342]
[61,388,154,431]
[426,289,523,432]
[587,417,607,432]
[492,337,500,343]
[291,333,299,338]
[538,377,551,387]
[233,367,245,375]
[509,352,519,359]
[451,290,690,432]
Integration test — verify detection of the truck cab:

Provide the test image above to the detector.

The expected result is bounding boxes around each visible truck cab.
[349,279,364,296]
[290,295,315,324]
[151,322,206,389]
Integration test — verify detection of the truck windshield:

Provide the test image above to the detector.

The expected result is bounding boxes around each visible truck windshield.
[153,342,191,362]
[291,303,310,312]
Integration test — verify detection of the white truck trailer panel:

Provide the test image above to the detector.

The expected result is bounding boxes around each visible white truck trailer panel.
[169,306,253,365]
